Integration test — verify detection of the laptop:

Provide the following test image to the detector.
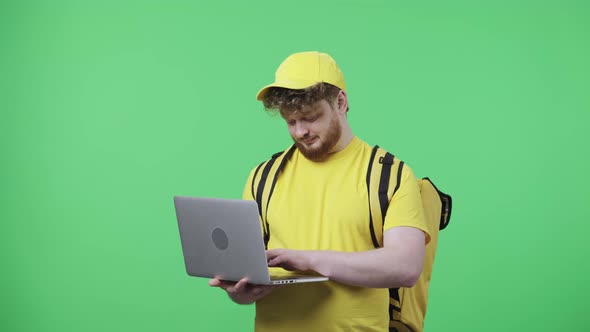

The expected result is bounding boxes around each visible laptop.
[173,196,329,285]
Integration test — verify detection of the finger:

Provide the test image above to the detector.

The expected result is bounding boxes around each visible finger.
[261,286,275,296]
[233,278,249,293]
[250,286,263,296]
[266,249,284,260]
[267,256,286,267]
[209,276,226,286]
[210,279,236,291]
[250,285,274,297]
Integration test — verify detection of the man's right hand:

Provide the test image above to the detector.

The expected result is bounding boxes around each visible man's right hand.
[209,277,277,304]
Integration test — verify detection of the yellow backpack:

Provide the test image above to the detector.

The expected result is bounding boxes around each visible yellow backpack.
[250,145,452,332]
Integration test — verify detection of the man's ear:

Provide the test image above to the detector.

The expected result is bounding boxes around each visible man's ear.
[337,90,349,114]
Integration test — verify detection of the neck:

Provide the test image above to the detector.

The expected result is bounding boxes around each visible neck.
[330,123,354,154]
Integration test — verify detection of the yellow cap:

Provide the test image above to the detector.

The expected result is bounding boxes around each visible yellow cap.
[256,51,346,100]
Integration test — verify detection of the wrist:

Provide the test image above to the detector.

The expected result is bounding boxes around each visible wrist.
[310,251,330,277]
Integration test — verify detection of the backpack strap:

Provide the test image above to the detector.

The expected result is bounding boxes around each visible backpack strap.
[366,145,406,323]
[366,146,404,248]
[251,145,296,249]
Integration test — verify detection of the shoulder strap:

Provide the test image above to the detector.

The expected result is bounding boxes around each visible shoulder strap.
[367,145,406,325]
[251,145,296,248]
[366,145,404,248]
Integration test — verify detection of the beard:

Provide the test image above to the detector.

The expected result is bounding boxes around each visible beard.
[293,115,342,162]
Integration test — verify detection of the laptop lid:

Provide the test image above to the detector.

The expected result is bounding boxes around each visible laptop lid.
[174,196,273,284]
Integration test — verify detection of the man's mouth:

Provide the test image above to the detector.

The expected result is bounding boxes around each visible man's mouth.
[301,137,317,145]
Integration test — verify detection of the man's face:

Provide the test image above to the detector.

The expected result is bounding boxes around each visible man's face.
[283,99,341,162]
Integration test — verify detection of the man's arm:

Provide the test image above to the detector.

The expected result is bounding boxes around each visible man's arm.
[266,226,425,289]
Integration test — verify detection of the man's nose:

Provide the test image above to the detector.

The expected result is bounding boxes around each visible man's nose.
[294,122,310,138]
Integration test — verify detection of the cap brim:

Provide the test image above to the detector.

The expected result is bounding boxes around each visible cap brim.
[255,79,319,100]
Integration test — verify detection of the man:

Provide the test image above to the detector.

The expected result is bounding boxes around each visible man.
[210,51,430,331]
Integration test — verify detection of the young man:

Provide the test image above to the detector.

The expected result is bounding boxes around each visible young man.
[210,51,430,331]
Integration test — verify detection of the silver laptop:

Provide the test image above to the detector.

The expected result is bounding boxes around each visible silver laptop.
[173,196,329,285]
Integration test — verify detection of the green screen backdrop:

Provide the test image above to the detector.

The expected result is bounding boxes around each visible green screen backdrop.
[2,1,589,331]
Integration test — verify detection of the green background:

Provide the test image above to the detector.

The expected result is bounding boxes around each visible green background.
[2,1,589,331]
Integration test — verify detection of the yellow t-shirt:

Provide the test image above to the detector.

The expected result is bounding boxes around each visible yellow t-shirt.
[242,137,429,332]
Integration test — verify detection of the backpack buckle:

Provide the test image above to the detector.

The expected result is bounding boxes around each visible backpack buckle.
[379,155,394,165]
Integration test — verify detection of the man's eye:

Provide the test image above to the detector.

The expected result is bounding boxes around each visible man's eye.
[305,116,318,122]
[288,121,296,126]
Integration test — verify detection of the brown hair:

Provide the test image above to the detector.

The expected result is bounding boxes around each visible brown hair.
[261,83,342,117]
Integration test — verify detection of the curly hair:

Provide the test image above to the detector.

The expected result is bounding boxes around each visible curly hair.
[261,83,342,117]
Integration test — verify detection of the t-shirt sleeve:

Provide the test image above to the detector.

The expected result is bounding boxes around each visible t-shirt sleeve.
[383,163,431,244]
[242,167,257,201]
